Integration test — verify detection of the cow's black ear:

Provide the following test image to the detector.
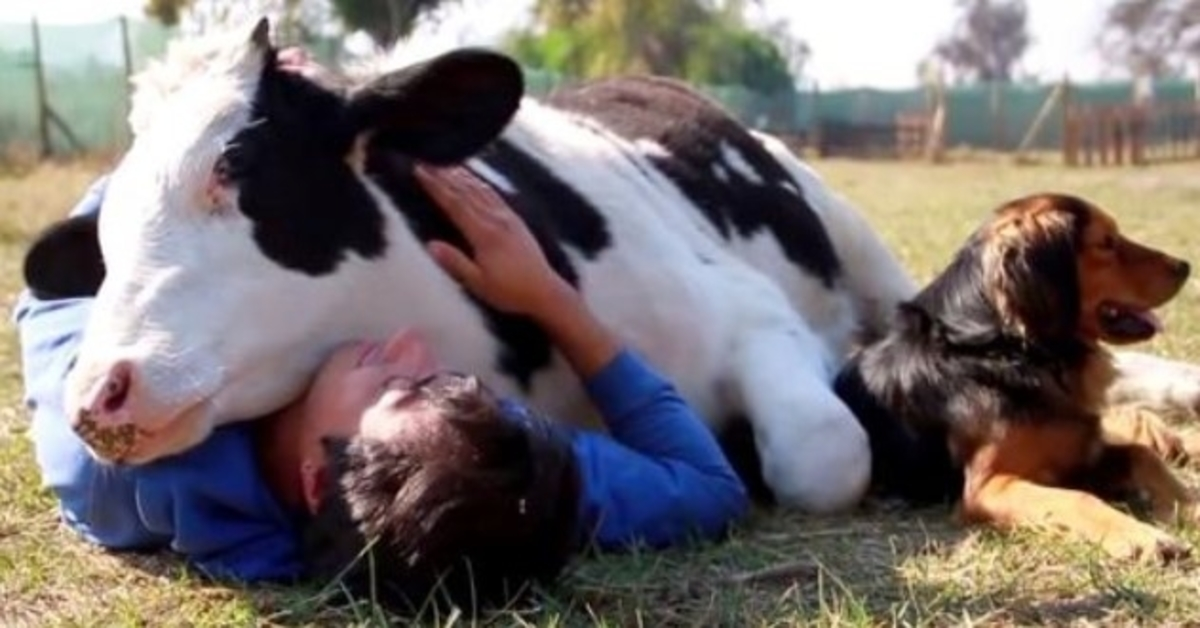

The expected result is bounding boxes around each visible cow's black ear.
[345,48,524,164]
[23,212,105,299]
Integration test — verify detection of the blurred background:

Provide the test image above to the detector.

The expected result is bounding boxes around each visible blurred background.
[1,0,1198,167]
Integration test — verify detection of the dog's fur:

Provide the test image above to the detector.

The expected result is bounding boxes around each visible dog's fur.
[835,193,1197,560]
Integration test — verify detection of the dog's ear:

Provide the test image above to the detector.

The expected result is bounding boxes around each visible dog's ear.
[982,205,1081,342]
[905,237,1006,348]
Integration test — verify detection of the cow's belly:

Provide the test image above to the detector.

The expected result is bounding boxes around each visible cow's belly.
[517,237,838,432]
[723,231,858,359]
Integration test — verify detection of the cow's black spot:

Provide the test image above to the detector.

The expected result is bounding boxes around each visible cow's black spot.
[718,416,775,505]
[476,140,611,260]
[229,54,386,276]
[363,148,609,391]
[547,75,842,287]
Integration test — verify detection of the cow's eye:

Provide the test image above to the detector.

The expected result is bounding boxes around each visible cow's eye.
[213,144,251,187]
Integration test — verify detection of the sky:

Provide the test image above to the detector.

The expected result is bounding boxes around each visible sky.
[0,0,1113,88]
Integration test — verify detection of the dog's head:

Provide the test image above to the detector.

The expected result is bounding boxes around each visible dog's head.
[978,193,1189,347]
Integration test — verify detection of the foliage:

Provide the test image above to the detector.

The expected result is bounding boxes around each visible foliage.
[142,0,452,47]
[144,0,188,26]
[1098,0,1200,78]
[142,0,332,42]
[506,0,802,94]
[933,0,1030,83]
[329,0,457,48]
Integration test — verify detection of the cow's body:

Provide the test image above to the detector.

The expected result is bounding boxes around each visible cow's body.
[29,21,1200,515]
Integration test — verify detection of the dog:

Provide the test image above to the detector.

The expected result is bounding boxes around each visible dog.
[834,192,1196,561]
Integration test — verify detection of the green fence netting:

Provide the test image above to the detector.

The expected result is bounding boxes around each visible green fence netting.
[2,18,1195,157]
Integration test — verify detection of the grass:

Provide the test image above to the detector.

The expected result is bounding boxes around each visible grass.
[4,157,1200,626]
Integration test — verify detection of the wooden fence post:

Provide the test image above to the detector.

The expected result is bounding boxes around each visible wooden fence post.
[31,17,50,157]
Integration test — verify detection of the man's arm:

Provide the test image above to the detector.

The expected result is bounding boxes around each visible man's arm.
[532,282,747,548]
[415,165,749,549]
[571,348,748,549]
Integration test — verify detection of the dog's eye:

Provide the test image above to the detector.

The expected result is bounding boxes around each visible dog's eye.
[1099,234,1117,251]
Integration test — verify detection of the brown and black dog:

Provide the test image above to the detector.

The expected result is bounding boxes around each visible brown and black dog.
[835,192,1196,560]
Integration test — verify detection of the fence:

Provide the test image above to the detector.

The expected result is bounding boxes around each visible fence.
[1064,102,1200,166]
[3,17,1199,163]
[0,18,177,158]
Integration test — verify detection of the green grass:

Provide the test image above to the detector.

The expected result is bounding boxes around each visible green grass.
[4,157,1200,626]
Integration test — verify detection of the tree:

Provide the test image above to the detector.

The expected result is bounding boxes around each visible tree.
[933,0,1030,83]
[506,0,803,93]
[1098,0,1200,78]
[144,0,453,48]
[143,0,331,41]
[329,0,458,48]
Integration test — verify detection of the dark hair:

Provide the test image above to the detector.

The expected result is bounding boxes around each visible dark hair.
[299,374,582,614]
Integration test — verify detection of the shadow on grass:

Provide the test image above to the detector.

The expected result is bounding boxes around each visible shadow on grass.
[102,501,977,626]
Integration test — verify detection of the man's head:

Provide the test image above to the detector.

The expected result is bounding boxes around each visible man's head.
[259,329,581,612]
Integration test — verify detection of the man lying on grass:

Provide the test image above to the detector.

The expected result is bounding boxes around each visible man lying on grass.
[15,166,748,612]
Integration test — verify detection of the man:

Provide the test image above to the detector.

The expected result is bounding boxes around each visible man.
[17,165,748,610]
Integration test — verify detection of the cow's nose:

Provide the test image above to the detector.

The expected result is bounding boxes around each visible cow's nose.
[91,360,133,417]
[72,361,137,459]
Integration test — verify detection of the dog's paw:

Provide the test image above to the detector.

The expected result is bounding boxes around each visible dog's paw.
[1102,523,1191,563]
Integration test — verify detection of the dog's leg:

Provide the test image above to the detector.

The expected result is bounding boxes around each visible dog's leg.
[961,428,1190,561]
[963,471,1189,561]
[728,325,870,514]
[1093,443,1198,525]
[1102,404,1195,464]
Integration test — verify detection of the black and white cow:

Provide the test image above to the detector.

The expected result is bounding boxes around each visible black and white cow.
[26,19,1200,514]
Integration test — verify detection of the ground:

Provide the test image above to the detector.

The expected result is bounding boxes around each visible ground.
[3,157,1200,627]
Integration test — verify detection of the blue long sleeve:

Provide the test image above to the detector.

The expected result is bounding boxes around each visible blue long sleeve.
[13,178,299,582]
[571,350,749,549]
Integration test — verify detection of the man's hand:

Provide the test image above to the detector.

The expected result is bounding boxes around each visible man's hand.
[416,165,574,320]
[416,164,619,378]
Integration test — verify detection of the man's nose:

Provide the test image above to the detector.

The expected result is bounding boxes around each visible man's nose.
[378,328,437,374]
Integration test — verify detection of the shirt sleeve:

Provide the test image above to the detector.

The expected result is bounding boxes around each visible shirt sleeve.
[571,349,748,550]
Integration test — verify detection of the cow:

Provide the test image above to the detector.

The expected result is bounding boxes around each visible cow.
[24,19,1200,514]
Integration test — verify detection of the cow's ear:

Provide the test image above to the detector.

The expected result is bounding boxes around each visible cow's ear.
[345,48,524,164]
[23,212,105,299]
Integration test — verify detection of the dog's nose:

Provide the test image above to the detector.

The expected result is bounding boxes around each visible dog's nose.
[1175,260,1191,280]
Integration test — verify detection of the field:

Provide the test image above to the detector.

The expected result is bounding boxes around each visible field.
[3,158,1200,626]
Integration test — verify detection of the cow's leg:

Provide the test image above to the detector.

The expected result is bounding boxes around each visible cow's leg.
[728,326,870,513]
[1109,351,1200,420]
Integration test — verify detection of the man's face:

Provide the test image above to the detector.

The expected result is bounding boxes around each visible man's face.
[271,327,454,513]
[301,328,444,445]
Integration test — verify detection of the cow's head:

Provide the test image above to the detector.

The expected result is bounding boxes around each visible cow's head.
[23,19,524,464]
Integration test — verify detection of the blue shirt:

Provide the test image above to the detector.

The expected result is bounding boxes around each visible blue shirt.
[16,177,748,582]
[573,352,749,548]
